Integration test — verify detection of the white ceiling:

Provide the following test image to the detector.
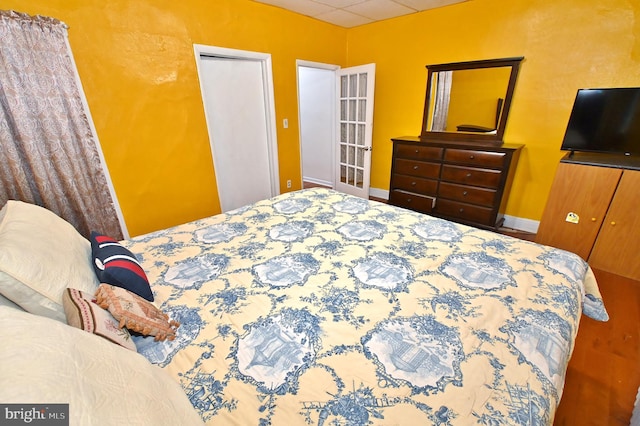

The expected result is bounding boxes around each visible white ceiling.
[252,0,469,28]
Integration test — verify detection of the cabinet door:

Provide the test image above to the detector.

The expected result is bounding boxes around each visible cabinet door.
[535,163,621,260]
[589,170,640,280]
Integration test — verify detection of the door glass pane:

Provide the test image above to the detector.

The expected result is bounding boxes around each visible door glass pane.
[357,147,364,167]
[341,100,347,120]
[340,145,346,163]
[357,124,365,145]
[340,165,347,183]
[349,123,356,144]
[349,100,356,121]
[348,167,354,185]
[358,100,366,121]
[341,75,348,97]
[348,145,355,164]
[341,123,347,142]
[349,74,357,97]
[356,169,363,188]
[358,73,367,97]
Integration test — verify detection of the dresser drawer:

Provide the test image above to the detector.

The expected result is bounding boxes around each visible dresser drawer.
[389,191,435,213]
[444,149,506,168]
[438,182,497,207]
[434,199,493,225]
[441,165,502,189]
[395,144,443,161]
[394,159,441,179]
[391,174,438,195]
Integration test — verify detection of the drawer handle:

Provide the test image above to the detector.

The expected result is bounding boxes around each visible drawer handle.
[611,221,616,226]
[411,181,417,186]
[462,191,468,196]
[459,208,465,213]
[469,155,475,160]
[406,198,412,203]
[413,165,419,170]
[465,173,472,178]
[415,149,419,154]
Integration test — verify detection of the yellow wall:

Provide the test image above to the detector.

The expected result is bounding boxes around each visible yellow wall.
[6,0,640,235]
[5,0,347,236]
[347,0,640,222]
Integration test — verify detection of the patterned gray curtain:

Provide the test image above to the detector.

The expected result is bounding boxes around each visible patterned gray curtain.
[0,10,124,240]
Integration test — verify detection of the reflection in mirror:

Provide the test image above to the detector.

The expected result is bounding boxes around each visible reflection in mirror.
[421,57,523,145]
[429,67,511,132]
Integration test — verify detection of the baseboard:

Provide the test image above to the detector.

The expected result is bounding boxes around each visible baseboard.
[303,177,333,188]
[369,187,389,200]
[502,215,539,234]
[368,187,539,234]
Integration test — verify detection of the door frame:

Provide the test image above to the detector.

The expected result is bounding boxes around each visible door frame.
[194,44,280,204]
[296,60,340,189]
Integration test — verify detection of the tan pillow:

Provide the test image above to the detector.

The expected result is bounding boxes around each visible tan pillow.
[95,284,179,341]
[63,288,136,351]
[0,200,100,321]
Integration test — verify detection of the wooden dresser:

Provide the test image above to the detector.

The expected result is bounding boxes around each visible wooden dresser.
[389,136,523,230]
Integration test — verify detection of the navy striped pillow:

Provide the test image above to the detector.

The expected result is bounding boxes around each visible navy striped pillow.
[90,232,154,301]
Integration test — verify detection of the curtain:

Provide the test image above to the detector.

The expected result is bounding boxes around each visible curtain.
[0,10,123,240]
[430,70,452,132]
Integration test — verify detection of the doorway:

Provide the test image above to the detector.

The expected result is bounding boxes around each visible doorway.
[194,45,280,212]
[297,61,339,189]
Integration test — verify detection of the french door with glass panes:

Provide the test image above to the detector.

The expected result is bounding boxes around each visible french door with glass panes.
[334,64,375,198]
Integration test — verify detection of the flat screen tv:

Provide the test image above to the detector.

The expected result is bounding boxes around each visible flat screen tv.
[561,87,640,156]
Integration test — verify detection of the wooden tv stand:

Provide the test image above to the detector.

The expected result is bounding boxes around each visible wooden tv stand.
[535,152,640,280]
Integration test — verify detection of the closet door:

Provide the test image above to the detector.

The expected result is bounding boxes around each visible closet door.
[195,46,280,212]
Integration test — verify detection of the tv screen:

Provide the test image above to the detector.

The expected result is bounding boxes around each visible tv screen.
[560,87,640,156]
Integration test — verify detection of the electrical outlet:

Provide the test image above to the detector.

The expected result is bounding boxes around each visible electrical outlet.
[286,179,292,188]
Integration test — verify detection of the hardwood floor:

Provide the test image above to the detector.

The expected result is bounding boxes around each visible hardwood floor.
[554,269,640,425]
[303,183,640,423]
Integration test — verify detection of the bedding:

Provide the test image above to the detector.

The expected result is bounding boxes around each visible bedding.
[119,188,608,425]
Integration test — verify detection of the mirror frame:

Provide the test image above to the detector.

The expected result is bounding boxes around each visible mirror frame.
[420,56,524,145]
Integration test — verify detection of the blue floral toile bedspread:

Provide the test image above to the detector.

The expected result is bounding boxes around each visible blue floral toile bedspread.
[125,188,608,425]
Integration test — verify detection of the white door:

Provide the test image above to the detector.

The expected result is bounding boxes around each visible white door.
[194,45,280,212]
[334,64,376,198]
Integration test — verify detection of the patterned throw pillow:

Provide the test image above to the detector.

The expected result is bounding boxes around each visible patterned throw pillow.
[62,288,136,351]
[90,232,154,301]
[95,284,179,342]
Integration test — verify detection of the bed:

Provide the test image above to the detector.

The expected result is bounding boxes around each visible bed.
[0,188,608,425]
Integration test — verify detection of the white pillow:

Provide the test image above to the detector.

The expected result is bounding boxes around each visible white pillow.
[0,200,100,321]
[0,306,205,425]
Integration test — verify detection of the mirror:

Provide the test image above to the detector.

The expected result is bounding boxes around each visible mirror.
[420,57,524,145]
